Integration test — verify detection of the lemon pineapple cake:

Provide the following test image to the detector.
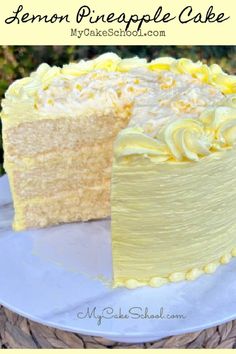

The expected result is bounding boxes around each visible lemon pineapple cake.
[1,53,236,288]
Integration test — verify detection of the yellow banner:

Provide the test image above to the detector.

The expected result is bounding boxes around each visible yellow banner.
[0,0,235,45]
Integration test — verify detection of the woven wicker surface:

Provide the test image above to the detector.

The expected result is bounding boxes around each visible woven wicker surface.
[0,306,236,348]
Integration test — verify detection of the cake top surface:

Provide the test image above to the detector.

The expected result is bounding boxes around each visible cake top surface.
[2,52,236,162]
[36,68,223,125]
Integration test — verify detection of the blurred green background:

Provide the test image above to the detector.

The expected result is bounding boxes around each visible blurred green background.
[0,45,236,176]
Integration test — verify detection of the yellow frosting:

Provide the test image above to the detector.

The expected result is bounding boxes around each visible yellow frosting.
[204,262,220,274]
[220,254,232,264]
[3,53,236,103]
[149,277,168,288]
[168,272,186,282]
[185,268,204,281]
[114,97,236,163]
[114,249,236,289]
[112,148,236,288]
[2,52,236,128]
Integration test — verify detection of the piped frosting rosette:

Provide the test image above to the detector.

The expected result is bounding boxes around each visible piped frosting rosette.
[115,95,236,163]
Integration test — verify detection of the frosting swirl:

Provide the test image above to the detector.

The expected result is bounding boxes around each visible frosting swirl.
[115,95,236,163]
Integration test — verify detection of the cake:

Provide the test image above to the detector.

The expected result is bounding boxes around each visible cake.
[1,53,236,288]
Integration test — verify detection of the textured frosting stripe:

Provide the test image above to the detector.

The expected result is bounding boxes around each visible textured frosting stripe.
[112,147,236,289]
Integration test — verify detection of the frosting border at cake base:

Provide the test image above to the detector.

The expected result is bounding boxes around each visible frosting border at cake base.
[114,246,236,289]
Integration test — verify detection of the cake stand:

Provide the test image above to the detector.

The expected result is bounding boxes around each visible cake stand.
[0,174,236,344]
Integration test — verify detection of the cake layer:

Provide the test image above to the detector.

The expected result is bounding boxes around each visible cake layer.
[13,187,110,230]
[5,131,115,229]
[4,140,113,170]
[10,168,110,199]
[6,137,113,200]
[112,148,236,288]
[3,111,131,158]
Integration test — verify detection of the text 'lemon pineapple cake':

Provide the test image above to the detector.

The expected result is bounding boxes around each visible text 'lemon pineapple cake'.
[1,53,236,289]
